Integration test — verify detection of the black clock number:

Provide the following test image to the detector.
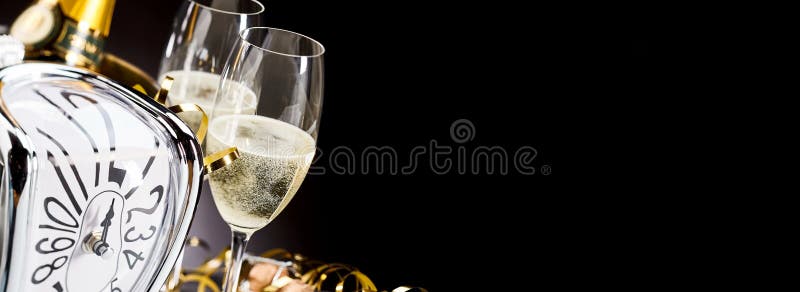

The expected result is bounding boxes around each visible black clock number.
[35,237,75,254]
[110,277,122,292]
[31,255,67,284]
[126,185,163,223]
[44,197,78,229]
[123,250,145,270]
[124,225,156,242]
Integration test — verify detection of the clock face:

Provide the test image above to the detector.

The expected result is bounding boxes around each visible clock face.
[0,64,202,292]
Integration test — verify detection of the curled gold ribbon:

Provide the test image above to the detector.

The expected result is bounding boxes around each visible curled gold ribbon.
[336,270,377,292]
[263,276,294,292]
[181,274,220,292]
[168,103,209,143]
[191,249,228,277]
[132,84,148,95]
[390,287,429,292]
[259,248,294,260]
[154,76,174,105]
[203,147,240,173]
[187,236,212,252]
[302,263,379,292]
[170,246,427,292]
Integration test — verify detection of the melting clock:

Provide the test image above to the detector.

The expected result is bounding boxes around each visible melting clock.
[0,63,203,292]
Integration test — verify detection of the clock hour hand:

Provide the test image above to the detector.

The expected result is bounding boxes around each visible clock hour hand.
[93,199,115,256]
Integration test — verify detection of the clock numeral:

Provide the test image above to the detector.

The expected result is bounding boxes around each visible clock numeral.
[110,277,122,292]
[35,237,75,254]
[126,185,164,223]
[44,197,78,229]
[124,225,156,242]
[31,255,67,284]
[123,250,145,270]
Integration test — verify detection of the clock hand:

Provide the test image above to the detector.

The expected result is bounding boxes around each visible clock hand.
[94,199,115,256]
[99,199,115,242]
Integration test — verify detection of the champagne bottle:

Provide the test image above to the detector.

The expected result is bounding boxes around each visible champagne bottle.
[10,0,115,70]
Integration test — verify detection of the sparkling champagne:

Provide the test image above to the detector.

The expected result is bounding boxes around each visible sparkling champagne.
[160,70,257,126]
[206,115,315,232]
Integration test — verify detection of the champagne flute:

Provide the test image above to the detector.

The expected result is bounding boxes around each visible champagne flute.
[206,27,324,292]
[157,2,262,290]
[157,0,264,124]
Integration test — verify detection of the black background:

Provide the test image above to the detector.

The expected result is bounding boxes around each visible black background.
[1,0,560,290]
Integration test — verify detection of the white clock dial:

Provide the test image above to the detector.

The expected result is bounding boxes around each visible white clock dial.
[3,80,175,292]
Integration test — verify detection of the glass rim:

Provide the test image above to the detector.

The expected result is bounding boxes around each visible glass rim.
[189,0,265,16]
[239,27,326,58]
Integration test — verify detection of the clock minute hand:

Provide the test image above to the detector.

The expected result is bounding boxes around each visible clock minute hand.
[95,199,115,256]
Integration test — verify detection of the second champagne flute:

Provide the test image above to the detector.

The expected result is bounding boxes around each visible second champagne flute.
[206,27,325,292]
[158,0,264,120]
[157,2,262,290]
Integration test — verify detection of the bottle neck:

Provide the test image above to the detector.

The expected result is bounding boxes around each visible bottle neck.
[52,0,116,69]
[61,0,116,37]
[53,18,106,69]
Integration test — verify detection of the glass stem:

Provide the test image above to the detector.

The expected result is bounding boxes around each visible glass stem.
[222,230,251,292]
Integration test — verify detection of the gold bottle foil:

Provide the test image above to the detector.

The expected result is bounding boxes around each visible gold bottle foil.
[60,0,115,36]
[53,0,116,69]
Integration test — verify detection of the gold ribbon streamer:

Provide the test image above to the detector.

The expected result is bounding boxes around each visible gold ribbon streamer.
[168,103,209,143]
[390,287,428,292]
[203,147,240,173]
[181,274,221,292]
[301,263,378,292]
[335,270,378,292]
[263,276,293,292]
[138,76,210,144]
[170,245,426,292]
[191,249,228,277]
[154,76,173,105]
[259,248,294,260]
[132,84,148,95]
[187,235,212,252]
